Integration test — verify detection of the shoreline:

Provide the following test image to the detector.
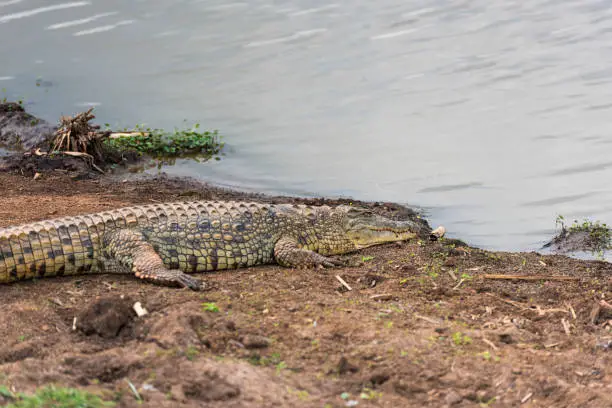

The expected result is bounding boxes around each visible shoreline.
[0,170,610,407]
[1,103,611,407]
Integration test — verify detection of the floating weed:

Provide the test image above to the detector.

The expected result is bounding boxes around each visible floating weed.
[104,123,223,159]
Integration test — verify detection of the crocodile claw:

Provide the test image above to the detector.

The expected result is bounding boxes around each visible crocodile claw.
[177,273,206,291]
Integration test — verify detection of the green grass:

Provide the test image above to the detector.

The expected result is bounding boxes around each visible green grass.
[201,302,219,313]
[104,123,223,159]
[555,215,610,257]
[4,385,114,408]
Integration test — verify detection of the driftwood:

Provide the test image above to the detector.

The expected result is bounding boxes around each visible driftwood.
[50,108,110,163]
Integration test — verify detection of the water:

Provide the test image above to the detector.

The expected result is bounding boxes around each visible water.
[1,0,612,253]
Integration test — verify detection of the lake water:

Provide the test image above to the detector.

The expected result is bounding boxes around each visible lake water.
[1,0,612,253]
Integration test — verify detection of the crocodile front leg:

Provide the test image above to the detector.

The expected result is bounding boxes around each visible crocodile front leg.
[274,237,343,269]
[103,229,204,290]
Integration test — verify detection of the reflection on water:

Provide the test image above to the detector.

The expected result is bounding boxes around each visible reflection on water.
[1,0,612,255]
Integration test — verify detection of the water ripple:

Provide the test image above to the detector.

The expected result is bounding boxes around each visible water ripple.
[418,182,483,193]
[549,160,612,176]
[46,12,118,30]
[0,2,90,23]
[73,20,134,36]
[245,28,327,47]
[0,0,24,8]
[521,192,599,207]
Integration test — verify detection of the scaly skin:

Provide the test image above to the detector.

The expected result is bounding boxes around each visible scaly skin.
[0,201,429,290]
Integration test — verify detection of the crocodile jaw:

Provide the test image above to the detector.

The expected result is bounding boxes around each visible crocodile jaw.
[347,226,417,250]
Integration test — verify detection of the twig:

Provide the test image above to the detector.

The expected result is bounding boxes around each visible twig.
[521,392,533,404]
[482,338,499,351]
[335,275,352,291]
[544,342,560,348]
[414,314,442,325]
[561,318,571,336]
[447,269,457,281]
[566,303,577,320]
[484,293,529,310]
[452,278,465,290]
[483,274,579,282]
[109,131,150,139]
[125,379,142,401]
[370,294,393,301]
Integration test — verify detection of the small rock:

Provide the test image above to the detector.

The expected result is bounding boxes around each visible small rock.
[242,335,270,349]
[225,320,236,331]
[445,390,463,405]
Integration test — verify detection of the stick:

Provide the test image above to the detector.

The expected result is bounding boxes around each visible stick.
[482,338,499,351]
[566,303,577,320]
[483,274,579,282]
[335,275,352,291]
[414,314,442,325]
[370,294,393,301]
[561,318,571,336]
[521,392,533,404]
[484,293,529,310]
[109,131,150,139]
[452,278,465,290]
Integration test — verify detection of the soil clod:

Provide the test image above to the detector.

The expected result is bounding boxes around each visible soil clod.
[76,295,136,338]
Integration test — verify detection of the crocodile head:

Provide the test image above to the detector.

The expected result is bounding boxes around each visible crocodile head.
[339,206,429,250]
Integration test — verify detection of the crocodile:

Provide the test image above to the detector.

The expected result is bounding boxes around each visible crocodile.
[0,201,431,290]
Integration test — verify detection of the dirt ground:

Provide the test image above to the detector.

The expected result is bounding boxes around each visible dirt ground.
[0,171,611,408]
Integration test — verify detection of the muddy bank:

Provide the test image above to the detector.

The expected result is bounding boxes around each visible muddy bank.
[0,103,142,179]
[0,171,611,407]
[0,102,56,150]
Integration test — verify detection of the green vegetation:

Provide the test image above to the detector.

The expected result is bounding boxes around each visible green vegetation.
[104,123,223,159]
[201,302,220,313]
[3,385,114,408]
[1,89,24,107]
[247,351,286,374]
[451,332,473,346]
[555,215,610,257]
